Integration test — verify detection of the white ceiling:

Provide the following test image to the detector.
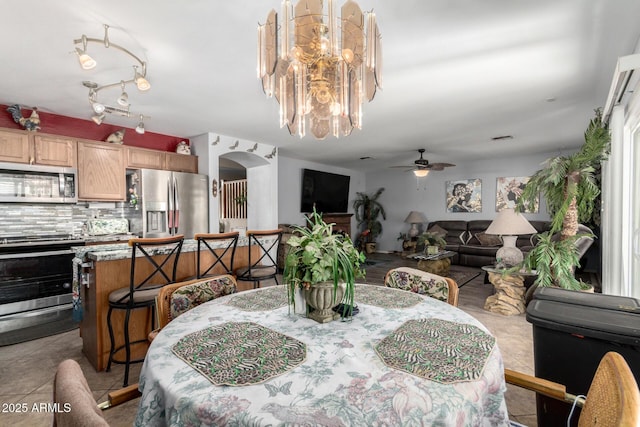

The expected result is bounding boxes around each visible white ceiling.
[1,0,639,172]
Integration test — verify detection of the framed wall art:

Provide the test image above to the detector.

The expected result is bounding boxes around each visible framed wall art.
[495,176,539,212]
[446,179,482,213]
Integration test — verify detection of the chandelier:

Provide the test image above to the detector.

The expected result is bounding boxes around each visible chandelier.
[257,0,382,140]
[73,24,150,132]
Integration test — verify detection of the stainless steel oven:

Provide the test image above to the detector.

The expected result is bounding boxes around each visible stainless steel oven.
[0,237,85,346]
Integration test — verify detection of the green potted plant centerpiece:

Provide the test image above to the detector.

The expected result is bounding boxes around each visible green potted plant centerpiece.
[283,209,366,323]
[517,109,609,291]
[417,231,447,255]
[353,188,386,254]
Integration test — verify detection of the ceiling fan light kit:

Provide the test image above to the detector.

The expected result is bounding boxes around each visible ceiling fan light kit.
[73,24,150,127]
[391,148,456,177]
[257,0,383,140]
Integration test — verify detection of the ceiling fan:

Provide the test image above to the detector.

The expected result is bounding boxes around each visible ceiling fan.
[390,149,456,176]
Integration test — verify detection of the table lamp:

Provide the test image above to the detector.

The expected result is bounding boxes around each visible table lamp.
[485,208,537,267]
[404,211,427,238]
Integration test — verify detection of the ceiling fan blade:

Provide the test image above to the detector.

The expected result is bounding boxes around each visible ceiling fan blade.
[389,165,415,169]
[430,163,456,169]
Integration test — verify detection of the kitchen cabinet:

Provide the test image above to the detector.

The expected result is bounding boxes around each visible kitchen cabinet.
[165,152,198,173]
[0,129,30,163]
[126,146,165,170]
[33,135,76,167]
[0,129,76,167]
[127,146,199,173]
[77,140,126,201]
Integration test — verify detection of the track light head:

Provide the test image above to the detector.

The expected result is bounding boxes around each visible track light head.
[135,115,145,134]
[91,113,105,125]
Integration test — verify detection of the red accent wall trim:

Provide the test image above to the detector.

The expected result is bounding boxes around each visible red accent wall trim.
[1,104,189,152]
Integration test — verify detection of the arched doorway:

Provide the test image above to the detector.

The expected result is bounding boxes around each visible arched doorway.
[218,157,246,232]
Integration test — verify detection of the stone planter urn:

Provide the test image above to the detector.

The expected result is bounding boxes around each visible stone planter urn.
[304,282,345,323]
[365,242,377,254]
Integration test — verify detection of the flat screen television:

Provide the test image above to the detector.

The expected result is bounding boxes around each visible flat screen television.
[300,168,350,213]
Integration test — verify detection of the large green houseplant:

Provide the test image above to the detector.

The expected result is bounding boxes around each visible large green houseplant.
[283,209,366,322]
[517,109,609,290]
[353,188,386,253]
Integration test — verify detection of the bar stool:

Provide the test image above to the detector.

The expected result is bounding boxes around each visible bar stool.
[234,229,283,289]
[194,232,239,278]
[106,235,184,387]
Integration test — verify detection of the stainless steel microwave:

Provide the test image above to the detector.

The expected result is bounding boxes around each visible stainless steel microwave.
[0,162,77,203]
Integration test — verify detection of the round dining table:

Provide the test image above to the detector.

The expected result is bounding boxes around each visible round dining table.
[135,284,509,426]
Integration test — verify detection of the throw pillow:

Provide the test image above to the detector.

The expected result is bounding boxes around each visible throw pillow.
[427,224,447,238]
[475,232,503,247]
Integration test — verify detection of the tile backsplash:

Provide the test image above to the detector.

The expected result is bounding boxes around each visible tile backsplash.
[0,203,142,237]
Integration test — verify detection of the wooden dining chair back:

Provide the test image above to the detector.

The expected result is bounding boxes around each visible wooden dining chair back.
[155,274,238,331]
[194,232,239,278]
[234,229,283,289]
[106,234,184,387]
[504,351,640,427]
[53,359,141,427]
[384,266,459,306]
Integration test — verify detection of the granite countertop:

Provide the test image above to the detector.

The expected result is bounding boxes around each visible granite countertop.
[73,237,255,262]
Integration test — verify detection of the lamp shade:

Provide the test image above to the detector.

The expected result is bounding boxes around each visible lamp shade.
[485,208,536,235]
[404,211,427,224]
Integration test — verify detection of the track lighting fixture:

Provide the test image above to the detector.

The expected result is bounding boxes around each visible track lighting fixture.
[92,113,105,125]
[117,81,129,107]
[135,115,145,134]
[75,35,96,70]
[74,24,150,127]
[133,66,151,91]
[92,102,106,114]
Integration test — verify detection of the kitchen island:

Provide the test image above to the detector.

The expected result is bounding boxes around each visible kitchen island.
[73,238,262,371]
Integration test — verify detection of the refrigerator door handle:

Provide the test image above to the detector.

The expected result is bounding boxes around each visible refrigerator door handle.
[173,176,180,234]
[167,176,174,235]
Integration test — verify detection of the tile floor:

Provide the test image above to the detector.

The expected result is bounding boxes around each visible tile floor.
[0,253,538,426]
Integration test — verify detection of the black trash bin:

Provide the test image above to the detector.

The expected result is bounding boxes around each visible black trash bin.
[526,287,640,427]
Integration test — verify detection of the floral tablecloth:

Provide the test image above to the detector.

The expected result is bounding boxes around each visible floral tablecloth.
[135,284,509,426]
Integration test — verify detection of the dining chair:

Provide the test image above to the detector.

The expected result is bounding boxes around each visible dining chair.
[234,229,283,289]
[505,351,640,427]
[384,266,459,306]
[53,359,141,427]
[155,274,237,331]
[106,235,184,387]
[194,232,239,278]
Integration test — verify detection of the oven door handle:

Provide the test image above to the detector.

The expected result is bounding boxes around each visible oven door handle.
[0,249,72,260]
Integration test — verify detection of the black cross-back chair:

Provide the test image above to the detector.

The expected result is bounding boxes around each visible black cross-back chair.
[234,229,283,289]
[106,235,184,387]
[194,232,239,278]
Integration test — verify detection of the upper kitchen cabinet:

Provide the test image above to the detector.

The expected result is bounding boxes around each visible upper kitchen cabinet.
[126,146,165,170]
[33,135,76,167]
[0,129,30,163]
[165,152,198,173]
[126,146,198,173]
[77,140,126,201]
[0,129,76,167]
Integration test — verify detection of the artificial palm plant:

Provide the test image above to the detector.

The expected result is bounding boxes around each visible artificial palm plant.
[517,109,609,290]
[353,188,386,251]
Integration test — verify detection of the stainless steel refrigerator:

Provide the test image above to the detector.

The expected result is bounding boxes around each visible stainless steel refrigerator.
[138,169,209,238]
